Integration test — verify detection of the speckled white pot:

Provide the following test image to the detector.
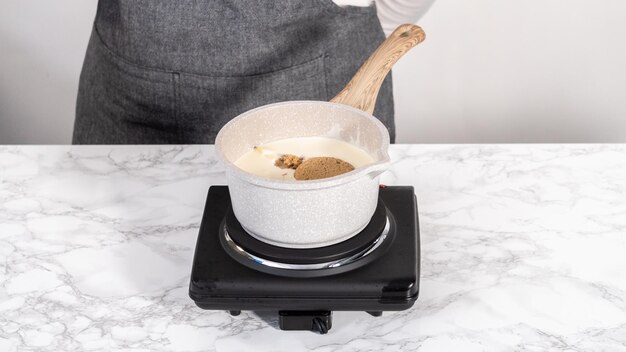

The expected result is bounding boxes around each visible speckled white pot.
[215,101,390,248]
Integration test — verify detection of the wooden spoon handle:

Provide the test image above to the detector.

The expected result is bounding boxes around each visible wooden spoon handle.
[330,24,425,114]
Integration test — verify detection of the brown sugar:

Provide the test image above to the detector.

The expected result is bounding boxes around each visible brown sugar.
[275,154,303,169]
[294,157,355,180]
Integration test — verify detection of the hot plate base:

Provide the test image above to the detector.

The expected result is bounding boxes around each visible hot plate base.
[189,186,420,333]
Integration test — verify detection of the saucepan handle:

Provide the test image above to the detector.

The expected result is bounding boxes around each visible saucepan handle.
[330,24,426,114]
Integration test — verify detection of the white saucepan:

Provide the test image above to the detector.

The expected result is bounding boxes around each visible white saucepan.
[215,24,425,248]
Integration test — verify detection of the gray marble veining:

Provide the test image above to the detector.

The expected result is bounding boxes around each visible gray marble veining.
[1,144,625,351]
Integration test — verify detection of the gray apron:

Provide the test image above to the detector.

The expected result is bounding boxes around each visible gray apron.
[73,1,395,144]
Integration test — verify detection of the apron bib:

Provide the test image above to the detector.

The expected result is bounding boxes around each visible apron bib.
[73,1,395,144]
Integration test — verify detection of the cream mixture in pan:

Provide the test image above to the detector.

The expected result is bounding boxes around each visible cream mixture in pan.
[234,137,374,180]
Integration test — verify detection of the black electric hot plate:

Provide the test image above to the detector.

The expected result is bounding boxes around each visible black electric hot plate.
[189,185,420,333]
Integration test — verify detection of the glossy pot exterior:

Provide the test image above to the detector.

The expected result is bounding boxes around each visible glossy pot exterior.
[215,101,390,248]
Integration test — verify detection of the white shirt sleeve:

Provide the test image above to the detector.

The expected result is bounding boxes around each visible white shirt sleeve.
[332,0,435,36]
[376,0,435,35]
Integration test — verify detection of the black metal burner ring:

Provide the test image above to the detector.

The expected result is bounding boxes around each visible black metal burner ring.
[222,197,389,264]
[219,203,396,278]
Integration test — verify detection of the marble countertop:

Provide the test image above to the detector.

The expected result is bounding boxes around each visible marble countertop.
[1,144,626,351]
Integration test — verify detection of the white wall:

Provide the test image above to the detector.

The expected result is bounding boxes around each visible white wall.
[395,0,626,142]
[1,0,626,144]
[0,0,97,144]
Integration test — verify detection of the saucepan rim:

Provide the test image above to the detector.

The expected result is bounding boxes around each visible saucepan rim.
[215,100,391,190]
